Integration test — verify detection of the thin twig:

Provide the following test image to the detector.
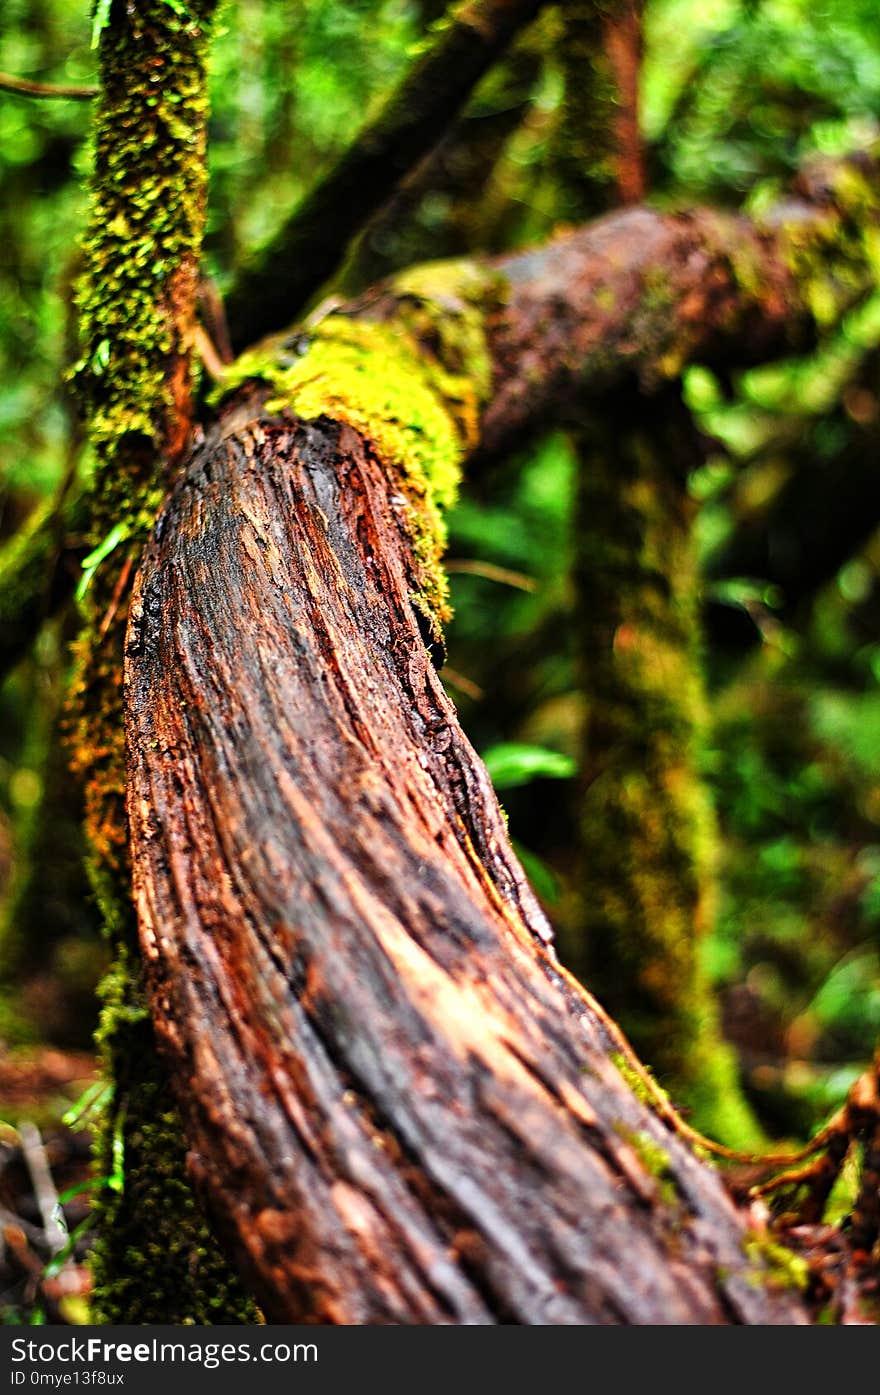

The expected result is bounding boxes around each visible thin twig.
[193,323,230,383]
[97,551,135,642]
[445,559,538,591]
[441,665,484,700]
[18,1123,68,1255]
[0,71,97,100]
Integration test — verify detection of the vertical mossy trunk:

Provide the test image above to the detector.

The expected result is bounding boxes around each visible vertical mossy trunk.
[571,384,758,1144]
[555,0,645,220]
[68,0,256,1322]
[553,3,755,1143]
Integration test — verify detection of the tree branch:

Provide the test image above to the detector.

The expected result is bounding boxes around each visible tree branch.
[221,147,880,472]
[224,0,548,352]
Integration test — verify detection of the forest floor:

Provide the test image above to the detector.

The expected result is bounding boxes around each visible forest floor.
[0,1048,98,1324]
[1,1047,877,1325]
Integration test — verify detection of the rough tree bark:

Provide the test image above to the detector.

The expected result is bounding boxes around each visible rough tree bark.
[125,402,806,1324]
[121,158,880,1322]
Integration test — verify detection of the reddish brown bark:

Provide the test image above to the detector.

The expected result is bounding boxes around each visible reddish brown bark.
[124,403,810,1324]
[442,151,876,457]
[604,2,646,204]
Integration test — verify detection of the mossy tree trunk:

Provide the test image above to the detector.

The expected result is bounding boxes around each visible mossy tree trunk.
[69,0,256,1322]
[571,384,759,1143]
[551,2,759,1138]
[554,0,645,221]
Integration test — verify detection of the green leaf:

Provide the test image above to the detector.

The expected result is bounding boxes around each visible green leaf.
[55,1175,115,1207]
[511,839,561,905]
[109,1109,126,1193]
[42,1218,94,1281]
[482,742,576,791]
[61,1079,111,1129]
[76,522,130,602]
[90,0,113,51]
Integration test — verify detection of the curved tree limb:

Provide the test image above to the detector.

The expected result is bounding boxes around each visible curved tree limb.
[220,147,880,476]
[125,404,808,1324]
[118,151,880,1321]
[120,146,880,1324]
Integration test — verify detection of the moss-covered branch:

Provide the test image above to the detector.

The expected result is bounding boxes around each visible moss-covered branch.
[224,0,547,352]
[218,147,880,471]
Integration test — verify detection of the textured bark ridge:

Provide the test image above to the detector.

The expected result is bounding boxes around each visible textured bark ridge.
[124,400,809,1324]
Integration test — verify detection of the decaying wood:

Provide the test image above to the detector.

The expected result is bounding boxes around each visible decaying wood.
[124,400,810,1324]
[120,154,880,1324]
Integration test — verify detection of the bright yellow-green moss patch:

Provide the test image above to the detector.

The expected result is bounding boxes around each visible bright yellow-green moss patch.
[743,1230,810,1292]
[610,1051,668,1109]
[216,264,502,627]
[266,318,466,509]
[775,153,880,331]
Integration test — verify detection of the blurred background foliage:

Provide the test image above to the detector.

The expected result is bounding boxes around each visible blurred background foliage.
[3,0,880,1190]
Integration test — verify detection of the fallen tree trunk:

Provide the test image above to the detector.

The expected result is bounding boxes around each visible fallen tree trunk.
[122,158,880,1323]
[125,402,809,1323]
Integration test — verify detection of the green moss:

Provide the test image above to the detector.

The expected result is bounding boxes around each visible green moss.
[267,319,465,507]
[620,1125,673,1181]
[91,951,259,1325]
[74,0,215,539]
[610,1051,668,1109]
[215,262,501,628]
[572,390,762,1146]
[69,0,257,1322]
[612,1121,681,1210]
[775,154,880,332]
[742,1230,810,1292]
